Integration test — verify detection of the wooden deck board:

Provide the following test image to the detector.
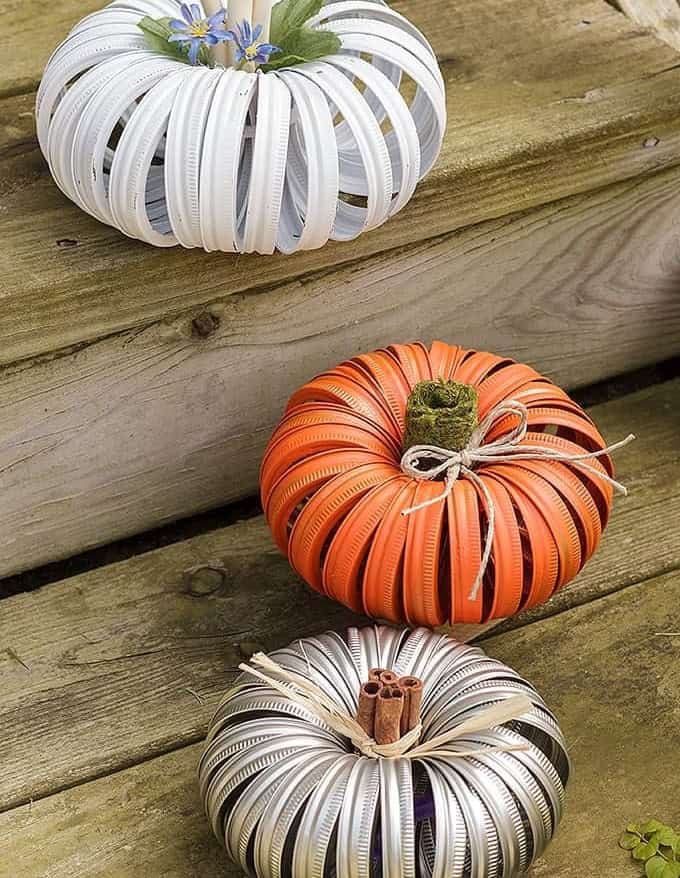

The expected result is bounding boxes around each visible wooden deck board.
[2,169,680,578]
[1,567,678,878]
[2,0,680,364]
[0,378,677,814]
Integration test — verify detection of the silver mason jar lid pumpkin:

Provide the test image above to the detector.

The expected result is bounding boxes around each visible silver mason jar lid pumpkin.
[199,626,570,878]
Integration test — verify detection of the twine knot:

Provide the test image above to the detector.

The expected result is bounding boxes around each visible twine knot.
[400,399,635,602]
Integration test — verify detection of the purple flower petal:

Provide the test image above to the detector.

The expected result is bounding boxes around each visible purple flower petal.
[190,3,202,22]
[188,36,201,64]
[252,23,263,41]
[208,25,233,41]
[180,3,194,24]
[241,18,252,44]
[168,18,189,31]
[258,43,280,55]
[168,33,189,42]
[207,8,225,26]
[204,32,218,44]
[234,46,245,62]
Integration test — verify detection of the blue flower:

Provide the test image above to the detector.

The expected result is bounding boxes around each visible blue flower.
[168,3,232,65]
[227,19,281,66]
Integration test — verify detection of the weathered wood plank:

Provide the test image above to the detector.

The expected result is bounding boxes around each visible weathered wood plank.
[2,567,679,877]
[0,378,677,814]
[2,168,680,577]
[616,0,680,51]
[3,0,680,364]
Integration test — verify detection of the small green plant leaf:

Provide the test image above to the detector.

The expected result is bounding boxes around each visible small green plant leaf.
[622,832,643,851]
[662,864,680,878]
[264,25,341,70]
[635,840,661,861]
[657,828,678,848]
[647,858,669,878]
[270,0,325,41]
[628,824,642,834]
[645,822,669,835]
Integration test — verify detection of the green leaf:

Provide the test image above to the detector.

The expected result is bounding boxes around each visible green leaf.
[264,25,341,70]
[270,0,325,43]
[657,828,678,848]
[628,824,642,834]
[648,858,669,878]
[674,837,680,857]
[635,841,661,861]
[662,864,680,878]
[621,832,642,850]
[645,822,669,835]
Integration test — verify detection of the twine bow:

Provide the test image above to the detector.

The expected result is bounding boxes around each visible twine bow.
[400,399,635,602]
[238,652,533,759]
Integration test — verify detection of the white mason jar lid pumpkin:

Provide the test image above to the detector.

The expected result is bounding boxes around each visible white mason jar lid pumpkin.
[36,0,447,254]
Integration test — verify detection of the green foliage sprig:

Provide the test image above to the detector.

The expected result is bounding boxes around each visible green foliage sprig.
[262,0,341,71]
[620,821,680,878]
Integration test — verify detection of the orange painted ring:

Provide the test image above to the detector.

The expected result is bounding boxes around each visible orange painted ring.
[285,374,398,438]
[260,424,394,505]
[523,432,613,527]
[473,474,525,619]
[484,468,560,610]
[402,481,448,627]
[514,459,602,563]
[352,350,412,433]
[324,366,403,435]
[264,449,387,550]
[428,340,466,381]
[486,463,582,588]
[362,480,418,622]
[269,402,402,458]
[448,480,484,624]
[323,475,409,613]
[511,382,573,409]
[288,462,399,593]
[453,351,512,387]
[476,363,543,418]
[387,342,432,388]
[484,405,605,454]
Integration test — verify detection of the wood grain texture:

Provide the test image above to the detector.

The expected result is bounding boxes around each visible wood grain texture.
[2,567,679,878]
[617,0,680,51]
[3,0,680,363]
[2,168,680,577]
[0,378,677,814]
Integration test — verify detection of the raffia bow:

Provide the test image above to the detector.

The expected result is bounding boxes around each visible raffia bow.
[400,399,635,602]
[239,652,533,759]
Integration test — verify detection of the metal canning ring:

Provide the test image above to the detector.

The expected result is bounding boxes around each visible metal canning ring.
[201,626,570,878]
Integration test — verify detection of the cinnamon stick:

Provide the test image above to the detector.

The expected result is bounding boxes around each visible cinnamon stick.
[369,667,391,682]
[398,676,424,734]
[357,680,382,736]
[374,685,405,744]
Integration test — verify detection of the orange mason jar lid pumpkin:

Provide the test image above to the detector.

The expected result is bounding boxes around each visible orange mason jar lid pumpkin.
[260,341,632,626]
